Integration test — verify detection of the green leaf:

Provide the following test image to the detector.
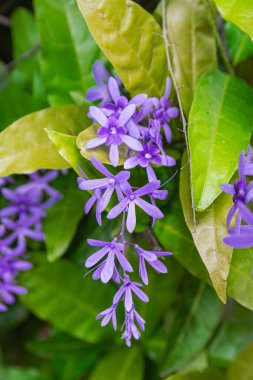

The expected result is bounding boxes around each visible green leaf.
[209,304,253,367]
[155,194,253,310]
[44,171,86,262]
[164,368,223,380]
[76,124,127,166]
[161,279,222,376]
[20,255,115,343]
[76,0,167,97]
[26,333,93,359]
[154,197,210,283]
[188,70,253,211]
[34,0,102,105]
[227,342,253,380]
[227,247,253,312]
[11,7,40,89]
[213,0,253,40]
[0,84,42,130]
[0,105,89,176]
[165,0,217,116]
[0,367,48,380]
[225,22,253,65]
[89,347,144,380]
[45,130,97,177]
[180,152,233,302]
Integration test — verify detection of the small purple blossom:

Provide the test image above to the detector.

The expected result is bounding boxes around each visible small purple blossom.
[134,244,172,285]
[113,275,149,312]
[85,238,133,283]
[107,181,164,233]
[151,78,179,143]
[86,105,143,167]
[96,303,118,330]
[86,61,121,107]
[122,306,145,346]
[78,157,129,211]
[221,152,253,231]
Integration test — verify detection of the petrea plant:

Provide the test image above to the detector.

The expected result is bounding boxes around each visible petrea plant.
[78,61,176,346]
[222,148,253,248]
[0,172,62,311]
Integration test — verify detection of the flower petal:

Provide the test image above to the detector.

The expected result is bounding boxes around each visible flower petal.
[126,201,136,233]
[86,137,107,149]
[109,144,119,167]
[121,135,143,151]
[108,77,121,103]
[118,104,136,127]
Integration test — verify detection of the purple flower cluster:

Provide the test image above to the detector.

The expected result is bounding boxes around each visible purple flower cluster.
[222,148,253,248]
[78,61,178,346]
[0,172,62,311]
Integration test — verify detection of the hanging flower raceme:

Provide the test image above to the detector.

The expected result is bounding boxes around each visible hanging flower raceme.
[222,149,253,248]
[0,171,62,312]
[79,66,178,346]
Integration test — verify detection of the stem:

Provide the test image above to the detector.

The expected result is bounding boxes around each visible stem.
[203,0,234,75]
[0,43,40,79]
[162,0,197,232]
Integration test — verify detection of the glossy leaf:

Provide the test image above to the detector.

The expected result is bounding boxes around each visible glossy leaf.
[155,194,253,311]
[0,105,89,176]
[11,7,40,89]
[0,85,42,130]
[209,304,253,367]
[225,22,253,65]
[45,130,97,178]
[213,0,253,40]
[161,278,222,376]
[76,0,167,97]
[20,255,115,343]
[89,347,144,380]
[34,0,102,105]
[227,247,253,312]
[77,125,127,166]
[227,342,253,380]
[180,153,233,302]
[0,367,47,380]
[44,171,86,262]
[165,368,223,380]
[188,70,253,211]
[165,0,217,115]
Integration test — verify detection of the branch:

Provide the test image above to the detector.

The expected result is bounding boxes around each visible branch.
[0,43,40,79]
[162,0,197,232]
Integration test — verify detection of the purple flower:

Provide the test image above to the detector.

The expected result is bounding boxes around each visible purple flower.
[86,60,121,107]
[0,176,13,188]
[0,255,32,281]
[221,152,253,230]
[224,202,253,248]
[107,181,164,233]
[78,157,130,211]
[122,306,145,347]
[124,141,176,181]
[134,244,172,285]
[0,279,27,307]
[85,238,133,283]
[113,274,149,312]
[86,106,143,167]
[18,171,62,209]
[96,303,118,330]
[152,78,179,142]
[1,217,44,255]
[0,188,45,220]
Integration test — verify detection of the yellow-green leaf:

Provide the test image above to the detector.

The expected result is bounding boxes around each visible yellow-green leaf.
[166,0,217,116]
[213,0,253,41]
[0,105,88,176]
[76,0,167,96]
[180,152,233,303]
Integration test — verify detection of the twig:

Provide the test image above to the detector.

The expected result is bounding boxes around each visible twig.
[0,15,11,27]
[162,0,197,233]
[0,43,40,79]
[203,0,234,75]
